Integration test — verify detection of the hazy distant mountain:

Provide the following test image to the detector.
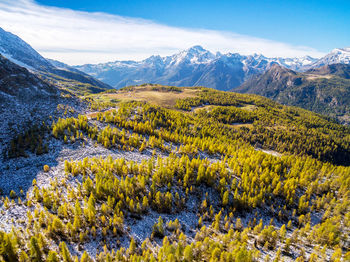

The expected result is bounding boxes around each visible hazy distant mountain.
[45,58,112,92]
[0,27,111,91]
[75,46,317,91]
[236,63,350,124]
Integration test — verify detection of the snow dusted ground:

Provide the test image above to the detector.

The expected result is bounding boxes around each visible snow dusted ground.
[0,110,333,260]
[0,202,27,232]
[0,137,164,196]
[255,147,282,157]
[0,127,229,256]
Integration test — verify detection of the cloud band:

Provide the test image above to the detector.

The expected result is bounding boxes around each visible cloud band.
[0,0,325,65]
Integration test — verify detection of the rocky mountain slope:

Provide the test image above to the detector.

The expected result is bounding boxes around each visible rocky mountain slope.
[0,27,111,92]
[236,63,350,124]
[75,46,317,91]
[0,54,84,160]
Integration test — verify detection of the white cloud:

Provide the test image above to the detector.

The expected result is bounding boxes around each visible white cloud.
[0,0,325,65]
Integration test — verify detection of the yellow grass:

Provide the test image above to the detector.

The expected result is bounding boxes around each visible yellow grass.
[240,105,258,111]
[95,86,199,108]
[227,123,253,129]
[86,108,118,119]
[192,105,219,113]
[306,74,333,80]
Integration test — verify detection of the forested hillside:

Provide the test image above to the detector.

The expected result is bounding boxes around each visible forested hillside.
[0,85,349,261]
[236,64,350,124]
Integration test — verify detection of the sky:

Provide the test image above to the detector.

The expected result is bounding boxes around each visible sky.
[0,0,348,65]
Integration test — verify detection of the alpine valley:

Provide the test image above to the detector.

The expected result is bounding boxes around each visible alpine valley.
[0,25,350,262]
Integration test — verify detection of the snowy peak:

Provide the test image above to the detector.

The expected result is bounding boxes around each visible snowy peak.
[143,55,164,66]
[331,47,350,54]
[329,47,350,62]
[309,47,350,68]
[185,45,212,57]
[171,45,215,65]
[275,56,318,71]
[188,45,206,52]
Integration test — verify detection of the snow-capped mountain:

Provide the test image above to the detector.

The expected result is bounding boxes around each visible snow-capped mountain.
[307,47,350,69]
[2,25,347,92]
[0,27,112,90]
[0,27,53,71]
[75,46,321,91]
[274,56,318,71]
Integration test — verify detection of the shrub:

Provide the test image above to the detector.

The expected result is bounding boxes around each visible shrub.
[9,190,16,199]
[43,165,50,172]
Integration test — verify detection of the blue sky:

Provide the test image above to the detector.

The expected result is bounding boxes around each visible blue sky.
[0,0,348,64]
[36,0,350,52]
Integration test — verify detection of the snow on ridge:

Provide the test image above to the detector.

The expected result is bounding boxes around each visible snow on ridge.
[1,53,35,71]
[77,46,321,72]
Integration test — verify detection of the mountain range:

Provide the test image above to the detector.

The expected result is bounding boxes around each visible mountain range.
[2,25,349,94]
[74,46,317,90]
[75,46,350,91]
[1,26,349,124]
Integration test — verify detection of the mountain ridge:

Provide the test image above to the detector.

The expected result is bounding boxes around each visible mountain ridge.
[235,63,350,124]
[0,27,112,92]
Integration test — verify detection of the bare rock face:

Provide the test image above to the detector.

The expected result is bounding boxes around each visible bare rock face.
[0,27,53,71]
